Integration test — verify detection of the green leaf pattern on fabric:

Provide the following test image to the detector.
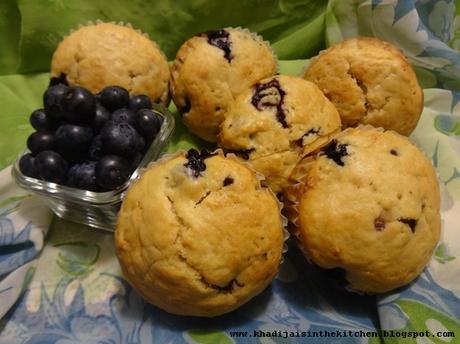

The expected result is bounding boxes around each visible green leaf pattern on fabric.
[412,90,460,200]
[0,195,29,217]
[449,0,460,51]
[20,266,36,292]
[53,241,101,277]
[1,1,460,343]
[186,329,234,344]
[434,114,460,136]
[434,243,456,264]
[383,299,460,344]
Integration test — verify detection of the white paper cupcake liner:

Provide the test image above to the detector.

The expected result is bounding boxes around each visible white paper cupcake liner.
[72,20,169,61]
[225,26,280,74]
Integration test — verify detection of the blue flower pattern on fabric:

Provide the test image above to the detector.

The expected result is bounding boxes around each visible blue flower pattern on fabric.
[0,199,37,276]
[1,1,460,343]
[0,250,377,344]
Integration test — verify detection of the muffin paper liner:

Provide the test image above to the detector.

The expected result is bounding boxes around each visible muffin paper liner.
[224,26,280,74]
[283,126,388,294]
[300,127,343,157]
[72,20,169,61]
[172,27,279,81]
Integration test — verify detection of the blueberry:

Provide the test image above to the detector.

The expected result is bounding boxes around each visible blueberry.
[49,73,68,87]
[92,104,110,133]
[222,148,254,160]
[19,153,39,178]
[136,109,162,141]
[295,128,321,147]
[67,161,98,191]
[184,149,216,177]
[98,86,129,112]
[112,108,137,126]
[56,124,94,162]
[136,135,146,152]
[44,84,68,120]
[177,97,191,115]
[89,135,104,161]
[30,109,55,131]
[62,86,96,124]
[96,155,130,190]
[223,176,234,186]
[35,150,68,183]
[100,121,139,157]
[398,218,418,233]
[129,152,143,172]
[27,131,56,154]
[251,78,288,128]
[129,95,152,112]
[321,139,349,166]
[205,30,232,62]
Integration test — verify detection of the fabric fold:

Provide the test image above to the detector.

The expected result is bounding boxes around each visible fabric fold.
[0,1,459,343]
[0,166,52,319]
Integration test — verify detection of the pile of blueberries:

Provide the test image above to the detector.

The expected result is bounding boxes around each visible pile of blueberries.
[19,82,163,191]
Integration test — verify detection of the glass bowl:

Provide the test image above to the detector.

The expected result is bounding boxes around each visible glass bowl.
[11,103,175,232]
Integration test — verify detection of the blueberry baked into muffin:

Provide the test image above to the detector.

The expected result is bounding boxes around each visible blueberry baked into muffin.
[51,22,170,104]
[303,37,423,136]
[218,75,341,193]
[170,28,277,142]
[115,149,284,316]
[284,127,440,293]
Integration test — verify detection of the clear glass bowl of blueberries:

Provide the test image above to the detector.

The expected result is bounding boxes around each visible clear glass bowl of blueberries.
[12,79,174,231]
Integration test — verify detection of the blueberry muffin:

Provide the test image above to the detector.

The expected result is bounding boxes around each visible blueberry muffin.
[285,127,440,293]
[170,28,277,142]
[218,75,341,193]
[51,22,170,104]
[115,149,284,317]
[303,37,423,136]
